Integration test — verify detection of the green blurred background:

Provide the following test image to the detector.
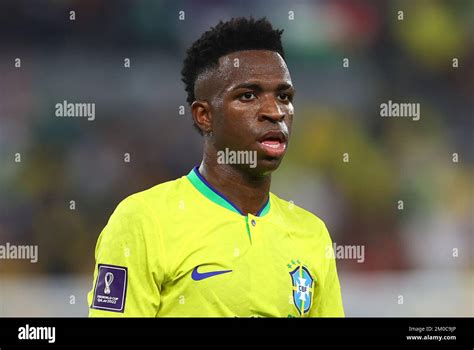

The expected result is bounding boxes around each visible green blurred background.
[0,0,472,316]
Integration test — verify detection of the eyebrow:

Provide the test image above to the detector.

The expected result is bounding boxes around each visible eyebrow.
[230,82,294,92]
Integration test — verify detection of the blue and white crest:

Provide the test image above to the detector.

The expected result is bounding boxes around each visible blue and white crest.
[289,263,314,315]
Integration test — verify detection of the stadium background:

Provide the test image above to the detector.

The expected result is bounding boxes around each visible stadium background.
[0,0,472,316]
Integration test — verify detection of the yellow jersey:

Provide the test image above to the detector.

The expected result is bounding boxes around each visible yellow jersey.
[88,167,344,317]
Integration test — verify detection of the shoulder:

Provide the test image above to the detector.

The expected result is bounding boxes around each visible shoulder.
[269,192,331,240]
[115,175,188,215]
[96,177,190,268]
[104,175,189,237]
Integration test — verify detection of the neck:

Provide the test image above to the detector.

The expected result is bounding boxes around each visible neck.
[198,152,271,216]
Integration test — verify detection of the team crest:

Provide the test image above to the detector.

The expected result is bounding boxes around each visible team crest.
[288,260,315,316]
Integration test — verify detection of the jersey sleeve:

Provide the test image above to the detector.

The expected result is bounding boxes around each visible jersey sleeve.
[87,195,166,317]
[310,223,345,317]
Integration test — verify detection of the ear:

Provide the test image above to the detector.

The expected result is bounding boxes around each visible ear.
[191,100,212,135]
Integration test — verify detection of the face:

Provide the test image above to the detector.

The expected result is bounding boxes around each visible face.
[193,50,295,176]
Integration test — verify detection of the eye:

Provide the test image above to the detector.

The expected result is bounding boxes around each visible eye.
[278,93,291,102]
[239,92,256,101]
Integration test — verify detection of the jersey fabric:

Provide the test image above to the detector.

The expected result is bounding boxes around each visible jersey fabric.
[88,166,344,317]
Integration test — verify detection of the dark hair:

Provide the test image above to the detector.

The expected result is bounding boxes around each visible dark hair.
[182,17,285,130]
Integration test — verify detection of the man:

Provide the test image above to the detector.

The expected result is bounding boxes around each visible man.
[88,17,344,317]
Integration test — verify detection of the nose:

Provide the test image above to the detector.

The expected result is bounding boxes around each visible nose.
[258,95,285,122]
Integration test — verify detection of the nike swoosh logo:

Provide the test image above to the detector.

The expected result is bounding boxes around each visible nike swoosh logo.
[191,266,232,281]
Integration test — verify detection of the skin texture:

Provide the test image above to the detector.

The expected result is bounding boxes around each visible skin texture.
[191,50,295,215]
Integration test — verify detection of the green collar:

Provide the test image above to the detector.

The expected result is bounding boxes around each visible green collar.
[187,166,270,217]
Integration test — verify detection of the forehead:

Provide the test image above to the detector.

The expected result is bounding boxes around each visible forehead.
[216,50,291,88]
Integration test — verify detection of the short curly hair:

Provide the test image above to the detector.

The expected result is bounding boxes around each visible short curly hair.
[182,17,285,122]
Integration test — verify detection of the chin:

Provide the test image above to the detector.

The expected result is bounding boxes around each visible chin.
[242,157,284,177]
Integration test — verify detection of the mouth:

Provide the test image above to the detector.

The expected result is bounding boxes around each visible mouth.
[256,130,288,158]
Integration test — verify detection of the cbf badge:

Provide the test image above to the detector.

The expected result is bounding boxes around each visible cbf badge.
[91,264,127,312]
[288,260,315,316]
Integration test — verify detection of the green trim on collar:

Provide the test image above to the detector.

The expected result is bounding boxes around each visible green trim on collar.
[186,167,270,217]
